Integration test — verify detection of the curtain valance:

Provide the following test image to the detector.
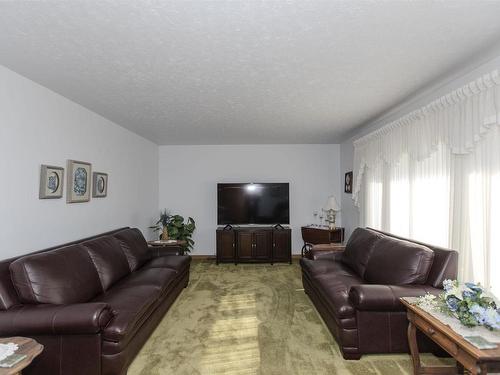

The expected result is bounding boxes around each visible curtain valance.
[353,69,500,206]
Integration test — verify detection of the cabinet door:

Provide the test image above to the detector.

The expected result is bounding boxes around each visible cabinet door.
[254,231,272,260]
[273,230,291,262]
[217,231,235,262]
[237,231,253,260]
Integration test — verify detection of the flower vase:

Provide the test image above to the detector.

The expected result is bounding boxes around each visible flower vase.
[161,227,169,240]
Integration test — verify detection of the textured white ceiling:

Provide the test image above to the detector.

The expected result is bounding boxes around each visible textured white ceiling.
[1,1,500,145]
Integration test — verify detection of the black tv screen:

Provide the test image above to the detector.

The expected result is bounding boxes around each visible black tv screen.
[217,183,290,225]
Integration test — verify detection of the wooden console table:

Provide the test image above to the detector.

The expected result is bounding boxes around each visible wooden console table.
[300,226,344,257]
[401,298,500,375]
[216,227,291,265]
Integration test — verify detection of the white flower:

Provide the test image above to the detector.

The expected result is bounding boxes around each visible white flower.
[417,293,437,308]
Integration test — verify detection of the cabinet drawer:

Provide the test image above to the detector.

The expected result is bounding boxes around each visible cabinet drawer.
[413,315,458,356]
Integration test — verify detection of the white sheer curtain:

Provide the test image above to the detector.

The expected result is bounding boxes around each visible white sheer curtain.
[353,70,500,294]
[361,145,451,247]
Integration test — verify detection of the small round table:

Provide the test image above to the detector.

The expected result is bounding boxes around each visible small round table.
[0,337,43,375]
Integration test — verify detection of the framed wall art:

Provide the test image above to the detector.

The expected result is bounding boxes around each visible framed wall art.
[67,160,91,203]
[39,165,64,199]
[92,172,108,198]
[344,171,353,194]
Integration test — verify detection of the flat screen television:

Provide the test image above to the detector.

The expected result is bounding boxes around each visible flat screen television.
[217,183,290,225]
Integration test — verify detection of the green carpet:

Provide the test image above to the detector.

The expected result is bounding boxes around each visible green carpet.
[129,260,450,375]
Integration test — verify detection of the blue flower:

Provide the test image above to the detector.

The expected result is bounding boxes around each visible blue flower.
[440,280,499,330]
[469,304,487,324]
[462,289,477,299]
[483,308,500,330]
[469,305,500,329]
[446,296,461,312]
[443,279,455,292]
[465,282,483,293]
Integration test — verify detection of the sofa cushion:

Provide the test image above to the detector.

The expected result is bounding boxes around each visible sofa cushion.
[93,285,161,345]
[113,229,151,271]
[143,255,191,274]
[364,236,435,285]
[341,228,383,278]
[113,268,177,293]
[82,236,131,291]
[300,257,357,279]
[10,244,102,304]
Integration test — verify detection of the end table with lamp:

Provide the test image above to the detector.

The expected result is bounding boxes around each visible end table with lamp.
[323,194,341,230]
[300,226,345,258]
[301,194,343,258]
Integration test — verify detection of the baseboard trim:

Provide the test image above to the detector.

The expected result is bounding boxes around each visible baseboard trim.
[190,255,216,260]
[189,255,302,260]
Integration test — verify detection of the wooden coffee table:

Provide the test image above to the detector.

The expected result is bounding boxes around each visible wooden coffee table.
[401,298,500,375]
[0,337,43,375]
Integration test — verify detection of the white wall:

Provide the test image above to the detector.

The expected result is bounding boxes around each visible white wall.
[0,65,159,259]
[339,54,500,238]
[158,145,341,255]
[339,141,359,240]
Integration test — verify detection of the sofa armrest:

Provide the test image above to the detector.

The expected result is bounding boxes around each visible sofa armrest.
[348,284,441,312]
[0,302,113,336]
[309,246,345,260]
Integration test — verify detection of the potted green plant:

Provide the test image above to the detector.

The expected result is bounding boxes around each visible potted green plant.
[149,209,173,240]
[150,210,196,255]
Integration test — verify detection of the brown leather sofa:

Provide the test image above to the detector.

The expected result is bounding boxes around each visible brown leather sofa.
[0,227,191,375]
[300,227,458,360]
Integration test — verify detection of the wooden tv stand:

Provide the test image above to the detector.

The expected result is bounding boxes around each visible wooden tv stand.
[216,226,291,265]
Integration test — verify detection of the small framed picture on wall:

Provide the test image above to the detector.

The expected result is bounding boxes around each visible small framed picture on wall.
[92,172,108,198]
[39,165,64,199]
[344,171,353,194]
[67,160,91,203]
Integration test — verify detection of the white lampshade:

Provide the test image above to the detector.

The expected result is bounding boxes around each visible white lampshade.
[324,195,341,211]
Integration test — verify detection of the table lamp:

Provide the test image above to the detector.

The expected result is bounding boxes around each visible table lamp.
[323,195,340,230]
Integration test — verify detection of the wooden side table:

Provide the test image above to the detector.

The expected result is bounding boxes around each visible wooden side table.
[306,243,345,260]
[401,298,500,375]
[300,226,345,257]
[0,337,43,375]
[147,240,186,256]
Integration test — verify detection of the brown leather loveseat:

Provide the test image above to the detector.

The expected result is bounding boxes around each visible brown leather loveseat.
[300,227,458,360]
[0,227,191,375]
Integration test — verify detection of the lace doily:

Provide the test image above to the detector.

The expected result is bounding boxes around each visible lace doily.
[0,343,18,362]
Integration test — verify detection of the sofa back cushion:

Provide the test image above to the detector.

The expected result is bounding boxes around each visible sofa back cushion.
[0,260,20,310]
[341,228,383,278]
[364,236,435,285]
[82,236,131,291]
[9,244,102,304]
[425,248,458,288]
[113,228,150,271]
[367,228,458,288]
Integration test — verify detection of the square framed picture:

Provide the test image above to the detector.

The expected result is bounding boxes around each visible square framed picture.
[92,172,108,198]
[39,165,64,199]
[344,171,353,194]
[67,160,91,203]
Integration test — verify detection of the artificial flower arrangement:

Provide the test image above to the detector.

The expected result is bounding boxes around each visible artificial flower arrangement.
[417,280,500,331]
